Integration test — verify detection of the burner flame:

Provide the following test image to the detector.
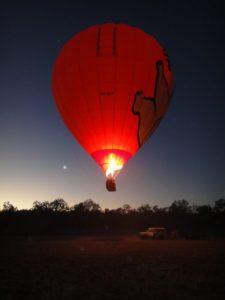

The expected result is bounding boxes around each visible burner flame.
[105,154,123,178]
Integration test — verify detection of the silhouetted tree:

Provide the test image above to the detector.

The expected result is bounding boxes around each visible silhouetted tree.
[32,201,51,212]
[196,205,212,215]
[0,198,225,237]
[214,199,225,213]
[70,202,86,213]
[71,199,100,212]
[137,204,152,214]
[169,199,191,214]
[2,201,17,212]
[49,199,69,212]
[83,199,101,211]
[122,204,131,214]
[152,205,167,214]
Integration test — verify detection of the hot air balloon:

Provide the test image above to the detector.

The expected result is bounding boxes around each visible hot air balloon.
[52,23,173,191]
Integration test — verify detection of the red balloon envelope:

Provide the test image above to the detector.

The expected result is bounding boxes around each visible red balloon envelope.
[52,23,173,191]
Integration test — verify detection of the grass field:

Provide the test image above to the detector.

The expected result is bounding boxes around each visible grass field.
[0,236,225,299]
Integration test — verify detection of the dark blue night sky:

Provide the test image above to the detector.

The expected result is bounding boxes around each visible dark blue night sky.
[1,0,224,209]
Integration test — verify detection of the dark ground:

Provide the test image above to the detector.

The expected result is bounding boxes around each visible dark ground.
[0,236,225,300]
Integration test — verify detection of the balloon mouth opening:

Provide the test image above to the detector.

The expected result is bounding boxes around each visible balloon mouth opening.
[91,149,132,178]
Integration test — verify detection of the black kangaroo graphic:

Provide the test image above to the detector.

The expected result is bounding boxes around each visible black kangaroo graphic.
[132,61,171,147]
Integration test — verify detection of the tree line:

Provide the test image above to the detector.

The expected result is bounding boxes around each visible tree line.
[0,198,225,238]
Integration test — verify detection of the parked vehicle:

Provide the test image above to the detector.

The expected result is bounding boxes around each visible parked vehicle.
[139,227,167,239]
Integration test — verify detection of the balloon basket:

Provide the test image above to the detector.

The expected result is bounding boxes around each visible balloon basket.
[106,178,116,192]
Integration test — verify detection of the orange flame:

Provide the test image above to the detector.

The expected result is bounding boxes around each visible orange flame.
[105,154,123,178]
